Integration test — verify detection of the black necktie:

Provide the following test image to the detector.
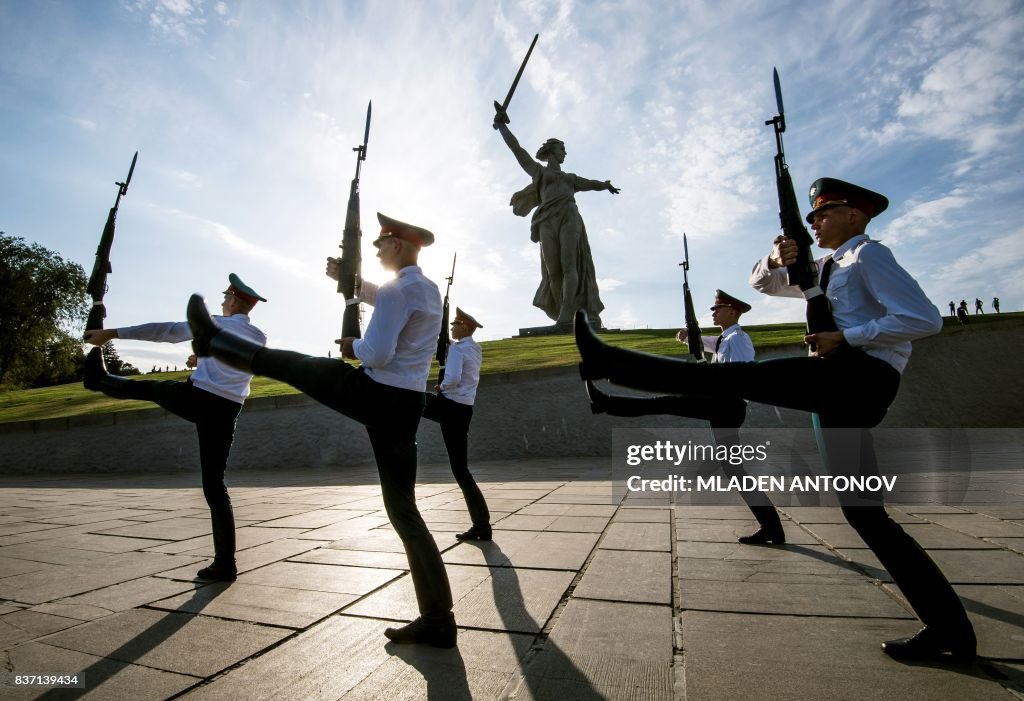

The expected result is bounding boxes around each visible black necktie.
[715,335,723,352]
[819,256,835,292]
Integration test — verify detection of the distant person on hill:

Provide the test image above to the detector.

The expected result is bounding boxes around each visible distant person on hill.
[83,274,267,582]
[957,301,970,325]
[993,297,1000,313]
[948,301,955,318]
[974,298,984,314]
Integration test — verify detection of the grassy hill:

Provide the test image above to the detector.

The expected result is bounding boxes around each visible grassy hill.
[1,313,1018,424]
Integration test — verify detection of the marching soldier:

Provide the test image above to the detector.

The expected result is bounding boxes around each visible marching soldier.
[423,307,491,541]
[186,213,457,648]
[575,178,976,661]
[83,274,268,581]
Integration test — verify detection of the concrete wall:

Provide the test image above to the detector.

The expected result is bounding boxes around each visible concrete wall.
[2,324,1021,473]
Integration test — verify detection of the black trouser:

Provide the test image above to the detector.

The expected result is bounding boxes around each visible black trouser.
[114,379,241,563]
[423,393,490,529]
[252,350,453,617]
[600,393,781,530]
[600,344,972,633]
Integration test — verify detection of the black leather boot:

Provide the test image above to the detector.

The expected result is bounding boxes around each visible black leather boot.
[187,294,262,372]
[384,612,457,648]
[187,294,220,357]
[882,625,976,661]
[575,310,610,381]
[455,525,492,541]
[197,560,237,582]
[83,347,142,399]
[738,526,786,545]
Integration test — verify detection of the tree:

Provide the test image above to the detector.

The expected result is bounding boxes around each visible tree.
[100,342,140,377]
[0,233,89,388]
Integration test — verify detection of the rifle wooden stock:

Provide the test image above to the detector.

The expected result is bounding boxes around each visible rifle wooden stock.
[338,177,362,339]
[683,284,704,361]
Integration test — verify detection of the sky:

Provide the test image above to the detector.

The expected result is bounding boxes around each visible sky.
[2,0,1022,372]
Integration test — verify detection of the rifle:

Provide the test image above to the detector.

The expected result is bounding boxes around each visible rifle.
[679,233,704,361]
[338,100,372,339]
[436,253,457,384]
[85,151,138,334]
[764,68,836,346]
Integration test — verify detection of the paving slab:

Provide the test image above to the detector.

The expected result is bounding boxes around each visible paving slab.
[235,561,403,595]
[140,526,310,555]
[679,578,912,618]
[178,615,523,701]
[574,550,672,605]
[324,528,407,553]
[288,547,411,570]
[0,542,123,567]
[924,513,1024,538]
[0,609,84,650]
[599,522,671,552]
[0,552,203,604]
[342,628,535,700]
[679,611,1014,701]
[677,556,868,584]
[0,555,54,577]
[453,566,577,633]
[677,540,846,566]
[150,581,356,628]
[674,505,762,520]
[517,503,618,517]
[352,562,568,634]
[986,537,1024,555]
[45,532,171,553]
[614,507,671,523]
[506,598,674,700]
[442,530,600,570]
[924,549,1024,585]
[40,607,288,678]
[953,584,1024,659]
[0,521,143,548]
[91,518,213,541]
[3,641,198,700]
[675,518,820,545]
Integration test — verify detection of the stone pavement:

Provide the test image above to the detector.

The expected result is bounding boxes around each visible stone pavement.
[1,458,1022,700]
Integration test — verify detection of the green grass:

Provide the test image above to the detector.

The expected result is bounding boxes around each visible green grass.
[1,313,1019,424]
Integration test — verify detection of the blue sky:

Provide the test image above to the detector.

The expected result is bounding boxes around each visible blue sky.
[2,0,1022,372]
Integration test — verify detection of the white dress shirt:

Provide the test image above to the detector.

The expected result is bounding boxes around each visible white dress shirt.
[702,325,755,364]
[439,336,482,406]
[353,265,442,392]
[749,234,942,373]
[117,315,267,403]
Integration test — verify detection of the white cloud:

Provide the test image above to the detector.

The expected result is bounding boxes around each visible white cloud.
[881,192,969,244]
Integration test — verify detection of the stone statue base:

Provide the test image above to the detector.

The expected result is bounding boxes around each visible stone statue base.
[517,318,608,337]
